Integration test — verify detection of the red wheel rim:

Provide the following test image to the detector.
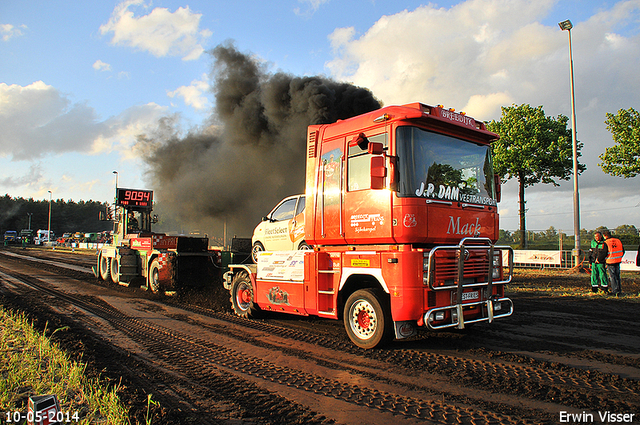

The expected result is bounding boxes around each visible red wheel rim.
[239,288,251,304]
[357,309,371,329]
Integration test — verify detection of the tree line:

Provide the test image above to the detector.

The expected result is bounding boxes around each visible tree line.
[489,105,639,249]
[0,195,111,237]
[498,225,640,251]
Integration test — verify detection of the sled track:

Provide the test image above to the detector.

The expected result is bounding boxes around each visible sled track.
[2,250,640,424]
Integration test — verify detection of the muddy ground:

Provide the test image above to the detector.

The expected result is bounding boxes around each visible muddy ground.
[1,247,639,425]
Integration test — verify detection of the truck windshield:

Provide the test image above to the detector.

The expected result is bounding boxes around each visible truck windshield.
[396,126,496,206]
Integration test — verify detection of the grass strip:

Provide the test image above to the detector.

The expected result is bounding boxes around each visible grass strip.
[0,306,130,424]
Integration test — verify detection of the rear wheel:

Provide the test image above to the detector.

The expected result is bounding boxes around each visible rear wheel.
[230,271,260,318]
[148,259,161,293]
[251,241,265,263]
[99,254,111,281]
[110,256,120,284]
[298,241,312,250]
[343,289,392,349]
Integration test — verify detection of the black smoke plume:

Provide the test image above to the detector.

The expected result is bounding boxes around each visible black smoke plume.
[140,42,381,242]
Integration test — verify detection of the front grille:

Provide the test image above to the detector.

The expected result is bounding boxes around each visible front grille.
[433,249,490,287]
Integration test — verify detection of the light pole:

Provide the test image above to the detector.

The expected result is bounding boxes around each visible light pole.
[558,19,581,267]
[47,190,52,244]
[112,170,119,193]
[26,213,32,230]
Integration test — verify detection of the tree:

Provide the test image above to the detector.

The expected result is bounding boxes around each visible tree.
[488,104,586,249]
[599,107,640,178]
[615,224,639,236]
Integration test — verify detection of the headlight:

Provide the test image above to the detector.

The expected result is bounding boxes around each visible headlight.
[492,253,501,279]
[423,254,430,285]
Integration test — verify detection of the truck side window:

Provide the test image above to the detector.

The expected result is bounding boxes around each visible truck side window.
[347,133,387,191]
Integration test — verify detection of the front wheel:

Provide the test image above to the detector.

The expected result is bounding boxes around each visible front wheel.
[251,241,265,263]
[343,289,393,349]
[230,271,260,318]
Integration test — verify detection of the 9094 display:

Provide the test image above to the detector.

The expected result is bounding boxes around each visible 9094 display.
[115,188,153,208]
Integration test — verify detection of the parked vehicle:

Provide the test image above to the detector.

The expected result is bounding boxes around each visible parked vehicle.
[20,229,34,244]
[57,233,73,245]
[84,233,99,243]
[251,194,308,262]
[3,230,18,244]
[34,230,55,245]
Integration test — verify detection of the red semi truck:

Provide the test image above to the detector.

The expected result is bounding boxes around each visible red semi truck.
[224,103,513,348]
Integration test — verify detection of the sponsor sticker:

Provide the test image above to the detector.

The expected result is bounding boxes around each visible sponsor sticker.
[351,259,370,267]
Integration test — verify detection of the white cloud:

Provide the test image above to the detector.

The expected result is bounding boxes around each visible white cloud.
[294,0,331,17]
[0,81,168,161]
[462,92,514,119]
[91,103,169,160]
[0,163,43,189]
[167,74,210,111]
[99,0,212,61]
[92,59,112,72]
[1,23,27,41]
[326,0,561,116]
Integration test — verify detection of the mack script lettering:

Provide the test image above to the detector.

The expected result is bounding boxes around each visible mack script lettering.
[447,216,481,236]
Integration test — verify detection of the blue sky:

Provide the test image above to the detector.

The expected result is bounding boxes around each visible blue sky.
[1,0,639,235]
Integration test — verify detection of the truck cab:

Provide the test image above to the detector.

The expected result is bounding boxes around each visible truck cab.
[20,229,34,244]
[34,230,55,245]
[3,230,18,244]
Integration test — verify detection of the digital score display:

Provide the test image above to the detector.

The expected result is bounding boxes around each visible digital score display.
[116,188,153,208]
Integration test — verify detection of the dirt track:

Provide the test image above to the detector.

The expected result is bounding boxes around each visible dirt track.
[1,247,639,425]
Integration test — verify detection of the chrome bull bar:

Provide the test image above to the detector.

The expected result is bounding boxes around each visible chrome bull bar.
[424,297,514,330]
[423,238,514,330]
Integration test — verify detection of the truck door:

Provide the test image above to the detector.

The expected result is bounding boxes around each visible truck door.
[344,132,393,243]
[315,138,346,244]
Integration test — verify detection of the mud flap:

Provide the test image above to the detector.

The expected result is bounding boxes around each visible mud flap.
[394,321,417,340]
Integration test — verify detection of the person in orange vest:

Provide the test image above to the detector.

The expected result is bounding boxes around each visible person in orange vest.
[602,229,625,297]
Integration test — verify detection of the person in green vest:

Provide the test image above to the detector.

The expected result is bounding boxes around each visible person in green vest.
[588,231,609,293]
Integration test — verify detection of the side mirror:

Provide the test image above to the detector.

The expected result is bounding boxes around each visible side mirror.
[367,141,384,155]
[371,156,387,189]
[494,174,502,203]
[349,133,369,150]
[151,214,159,224]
